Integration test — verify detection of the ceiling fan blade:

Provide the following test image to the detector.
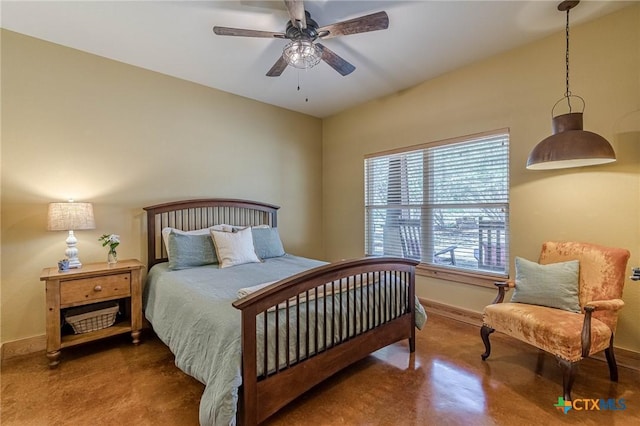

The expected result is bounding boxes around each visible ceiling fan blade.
[318,11,389,39]
[266,55,288,77]
[316,43,355,76]
[284,0,306,29]
[213,26,285,39]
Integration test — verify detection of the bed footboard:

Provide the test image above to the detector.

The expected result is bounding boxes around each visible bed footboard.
[232,257,418,425]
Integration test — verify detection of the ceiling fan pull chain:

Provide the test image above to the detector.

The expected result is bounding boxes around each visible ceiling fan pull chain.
[295,69,309,102]
[304,68,308,102]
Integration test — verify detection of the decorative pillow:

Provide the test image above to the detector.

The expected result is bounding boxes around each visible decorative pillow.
[511,257,580,313]
[162,225,240,256]
[162,227,212,257]
[252,227,286,259]
[210,227,262,268]
[167,231,218,270]
[211,224,268,233]
[210,224,237,232]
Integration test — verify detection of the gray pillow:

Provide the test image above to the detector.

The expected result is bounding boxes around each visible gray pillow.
[252,227,286,259]
[167,231,218,270]
[511,257,580,313]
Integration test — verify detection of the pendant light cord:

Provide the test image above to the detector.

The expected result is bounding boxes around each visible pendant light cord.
[565,7,572,111]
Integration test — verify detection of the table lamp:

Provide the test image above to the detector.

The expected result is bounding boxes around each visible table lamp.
[47,201,96,268]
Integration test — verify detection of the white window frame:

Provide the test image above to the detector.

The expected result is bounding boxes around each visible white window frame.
[364,129,510,286]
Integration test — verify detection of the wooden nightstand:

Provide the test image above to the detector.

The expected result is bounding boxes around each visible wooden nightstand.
[40,259,144,367]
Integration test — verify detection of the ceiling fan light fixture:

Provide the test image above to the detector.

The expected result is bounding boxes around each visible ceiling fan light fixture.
[283,38,322,69]
[213,2,389,77]
[526,0,616,170]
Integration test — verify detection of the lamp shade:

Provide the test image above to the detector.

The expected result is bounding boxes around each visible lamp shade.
[526,113,616,170]
[47,202,96,231]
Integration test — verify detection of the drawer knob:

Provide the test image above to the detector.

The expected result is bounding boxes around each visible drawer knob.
[94,285,102,292]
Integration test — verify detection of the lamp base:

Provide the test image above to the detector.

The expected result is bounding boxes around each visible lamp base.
[64,230,83,269]
[67,258,83,269]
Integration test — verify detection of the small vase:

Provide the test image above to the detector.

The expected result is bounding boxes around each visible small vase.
[108,250,118,265]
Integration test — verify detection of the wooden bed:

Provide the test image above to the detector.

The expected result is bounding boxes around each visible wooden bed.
[144,198,419,425]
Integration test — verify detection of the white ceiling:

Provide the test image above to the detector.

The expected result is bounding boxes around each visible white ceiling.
[0,1,631,118]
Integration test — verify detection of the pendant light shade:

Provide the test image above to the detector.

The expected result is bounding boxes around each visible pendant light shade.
[526,1,616,170]
[527,112,616,170]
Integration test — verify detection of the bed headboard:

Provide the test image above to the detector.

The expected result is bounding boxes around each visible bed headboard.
[143,198,279,268]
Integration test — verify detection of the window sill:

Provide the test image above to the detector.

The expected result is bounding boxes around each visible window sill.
[415,264,508,288]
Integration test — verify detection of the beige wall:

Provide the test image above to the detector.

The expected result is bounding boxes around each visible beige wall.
[323,6,640,352]
[0,30,323,344]
[2,6,639,354]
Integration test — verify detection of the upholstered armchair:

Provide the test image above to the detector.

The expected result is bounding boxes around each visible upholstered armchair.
[481,241,630,400]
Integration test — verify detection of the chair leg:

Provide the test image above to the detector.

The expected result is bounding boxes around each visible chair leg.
[480,325,494,360]
[605,335,618,382]
[556,357,578,401]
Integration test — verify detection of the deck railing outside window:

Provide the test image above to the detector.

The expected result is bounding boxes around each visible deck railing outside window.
[364,130,510,277]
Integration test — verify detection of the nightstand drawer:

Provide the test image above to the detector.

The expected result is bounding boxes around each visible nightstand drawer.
[60,273,131,305]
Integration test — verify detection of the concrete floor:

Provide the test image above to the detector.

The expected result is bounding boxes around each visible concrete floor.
[2,314,639,425]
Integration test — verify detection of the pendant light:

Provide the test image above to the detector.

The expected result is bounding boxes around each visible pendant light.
[526,0,616,170]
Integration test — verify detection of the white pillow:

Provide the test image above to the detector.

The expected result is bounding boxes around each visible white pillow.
[210,224,237,232]
[211,224,269,231]
[210,227,262,268]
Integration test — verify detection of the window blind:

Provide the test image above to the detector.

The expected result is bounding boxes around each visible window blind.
[365,130,510,276]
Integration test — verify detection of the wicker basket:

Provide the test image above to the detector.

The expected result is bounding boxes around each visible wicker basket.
[64,302,119,334]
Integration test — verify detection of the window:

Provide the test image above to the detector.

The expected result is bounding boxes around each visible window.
[364,129,509,277]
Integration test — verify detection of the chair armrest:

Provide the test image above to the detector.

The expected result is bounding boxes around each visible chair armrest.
[584,299,625,313]
[490,280,515,304]
[580,299,624,358]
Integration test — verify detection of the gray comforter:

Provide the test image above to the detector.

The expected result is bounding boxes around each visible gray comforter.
[143,255,426,425]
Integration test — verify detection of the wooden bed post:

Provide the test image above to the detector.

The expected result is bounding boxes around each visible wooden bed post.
[240,307,258,426]
[409,267,416,353]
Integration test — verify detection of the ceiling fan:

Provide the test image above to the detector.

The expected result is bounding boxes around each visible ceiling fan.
[213,0,389,77]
